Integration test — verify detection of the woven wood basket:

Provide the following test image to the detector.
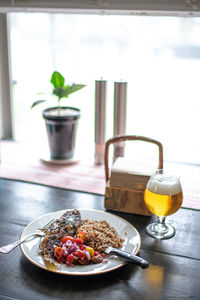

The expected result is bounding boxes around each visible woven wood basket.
[104,135,163,216]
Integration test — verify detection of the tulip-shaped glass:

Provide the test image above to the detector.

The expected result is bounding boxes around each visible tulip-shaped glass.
[144,170,183,239]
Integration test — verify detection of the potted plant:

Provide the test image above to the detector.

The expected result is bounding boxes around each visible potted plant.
[31,71,86,160]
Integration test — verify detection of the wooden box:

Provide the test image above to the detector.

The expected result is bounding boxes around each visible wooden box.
[105,180,152,216]
[104,135,163,216]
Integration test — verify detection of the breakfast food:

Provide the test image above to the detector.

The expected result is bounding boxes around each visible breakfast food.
[39,209,124,266]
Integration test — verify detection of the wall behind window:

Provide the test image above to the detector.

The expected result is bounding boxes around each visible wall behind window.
[10,13,200,164]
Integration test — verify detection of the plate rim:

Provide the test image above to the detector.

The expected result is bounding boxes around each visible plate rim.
[20,208,141,276]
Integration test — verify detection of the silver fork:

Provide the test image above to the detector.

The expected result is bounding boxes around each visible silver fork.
[0,218,54,254]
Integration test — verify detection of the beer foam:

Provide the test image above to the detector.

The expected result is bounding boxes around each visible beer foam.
[147,174,182,195]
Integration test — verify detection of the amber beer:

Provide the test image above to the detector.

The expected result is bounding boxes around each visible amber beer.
[144,174,183,217]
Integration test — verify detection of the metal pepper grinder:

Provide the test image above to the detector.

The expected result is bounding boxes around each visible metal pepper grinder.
[94,79,107,164]
[113,81,127,162]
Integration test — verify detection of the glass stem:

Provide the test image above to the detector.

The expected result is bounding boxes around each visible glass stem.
[153,216,168,234]
[158,216,166,225]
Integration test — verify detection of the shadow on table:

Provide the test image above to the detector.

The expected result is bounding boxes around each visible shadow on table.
[20,256,142,298]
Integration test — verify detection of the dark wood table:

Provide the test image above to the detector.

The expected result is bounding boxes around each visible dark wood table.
[0,179,200,300]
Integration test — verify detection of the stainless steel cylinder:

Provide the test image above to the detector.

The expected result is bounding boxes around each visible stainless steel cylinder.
[95,80,107,164]
[113,81,127,161]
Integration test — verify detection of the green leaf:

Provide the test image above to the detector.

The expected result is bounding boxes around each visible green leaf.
[52,87,64,99]
[50,71,65,89]
[64,84,86,97]
[31,100,47,109]
[52,84,86,99]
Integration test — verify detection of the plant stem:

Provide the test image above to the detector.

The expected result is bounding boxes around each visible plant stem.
[58,98,61,116]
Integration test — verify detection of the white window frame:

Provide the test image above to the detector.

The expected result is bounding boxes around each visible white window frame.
[0,1,200,138]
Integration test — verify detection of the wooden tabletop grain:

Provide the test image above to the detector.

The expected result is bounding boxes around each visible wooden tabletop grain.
[0,179,200,300]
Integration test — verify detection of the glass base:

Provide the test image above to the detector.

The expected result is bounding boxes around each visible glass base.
[145,222,176,239]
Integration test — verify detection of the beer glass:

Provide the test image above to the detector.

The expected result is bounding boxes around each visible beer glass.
[144,170,183,239]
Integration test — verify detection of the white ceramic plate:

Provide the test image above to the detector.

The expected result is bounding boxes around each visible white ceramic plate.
[20,209,141,276]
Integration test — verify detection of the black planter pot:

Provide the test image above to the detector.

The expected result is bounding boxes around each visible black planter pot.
[42,106,80,160]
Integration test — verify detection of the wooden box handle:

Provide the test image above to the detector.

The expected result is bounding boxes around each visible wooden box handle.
[104,135,163,182]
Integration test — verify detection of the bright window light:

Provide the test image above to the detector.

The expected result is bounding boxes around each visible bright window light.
[9,13,200,164]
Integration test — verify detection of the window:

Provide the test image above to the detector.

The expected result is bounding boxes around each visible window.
[8,13,200,164]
